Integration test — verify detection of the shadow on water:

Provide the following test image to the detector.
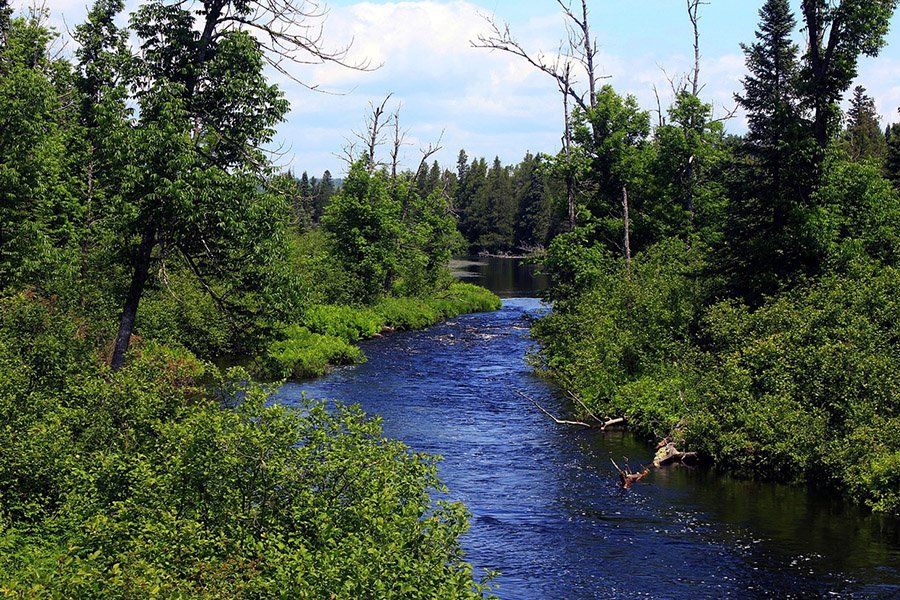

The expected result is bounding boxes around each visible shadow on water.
[276,282,899,598]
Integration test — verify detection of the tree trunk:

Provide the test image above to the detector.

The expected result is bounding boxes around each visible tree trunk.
[110,220,156,370]
[622,186,632,274]
[580,0,597,110]
[561,64,576,230]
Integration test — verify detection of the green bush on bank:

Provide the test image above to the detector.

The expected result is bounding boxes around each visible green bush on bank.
[260,324,365,379]
[302,304,382,341]
[0,293,494,598]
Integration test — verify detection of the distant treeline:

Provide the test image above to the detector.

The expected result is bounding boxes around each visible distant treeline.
[289,153,565,255]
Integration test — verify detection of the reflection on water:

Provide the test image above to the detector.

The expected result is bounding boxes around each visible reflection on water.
[277,299,900,599]
[449,255,548,297]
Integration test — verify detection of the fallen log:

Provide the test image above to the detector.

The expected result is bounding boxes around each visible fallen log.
[653,440,699,468]
[612,438,698,489]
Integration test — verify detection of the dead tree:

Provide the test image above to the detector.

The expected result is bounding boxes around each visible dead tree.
[389,104,407,179]
[472,0,608,229]
[622,186,632,276]
[363,94,392,174]
[559,62,576,229]
[686,0,709,97]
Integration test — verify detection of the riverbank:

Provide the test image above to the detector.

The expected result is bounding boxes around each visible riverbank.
[256,282,501,379]
[531,242,900,517]
[0,292,496,598]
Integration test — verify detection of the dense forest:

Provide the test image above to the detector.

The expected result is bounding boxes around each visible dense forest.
[521,0,900,516]
[0,0,498,595]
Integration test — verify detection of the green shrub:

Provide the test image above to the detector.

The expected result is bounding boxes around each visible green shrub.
[256,284,500,381]
[302,304,382,342]
[436,283,503,314]
[534,240,900,514]
[0,293,494,597]
[261,325,365,379]
[374,297,439,330]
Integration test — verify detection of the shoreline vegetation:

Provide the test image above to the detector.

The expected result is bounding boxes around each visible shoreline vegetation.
[257,282,501,380]
[0,293,497,598]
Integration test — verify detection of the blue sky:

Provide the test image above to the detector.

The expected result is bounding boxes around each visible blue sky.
[30,1,900,176]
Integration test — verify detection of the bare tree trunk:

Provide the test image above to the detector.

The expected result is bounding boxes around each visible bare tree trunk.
[622,186,632,274]
[579,0,597,109]
[365,95,392,174]
[111,220,156,370]
[389,106,404,180]
[560,62,576,230]
[687,0,707,97]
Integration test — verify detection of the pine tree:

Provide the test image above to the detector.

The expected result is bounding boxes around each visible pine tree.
[316,169,335,220]
[844,85,888,162]
[736,0,809,199]
[885,122,900,188]
[723,0,817,301]
[513,153,551,250]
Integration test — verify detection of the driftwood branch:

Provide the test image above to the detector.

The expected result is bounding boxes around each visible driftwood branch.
[611,458,650,489]
[565,391,626,430]
[518,390,697,489]
[517,390,592,428]
[518,390,625,430]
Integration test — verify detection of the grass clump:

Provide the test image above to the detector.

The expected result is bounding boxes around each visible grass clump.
[261,325,364,379]
[375,283,502,330]
[302,304,381,341]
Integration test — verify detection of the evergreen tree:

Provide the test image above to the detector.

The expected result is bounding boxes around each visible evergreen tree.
[736,0,809,199]
[315,169,336,219]
[414,160,430,198]
[844,85,887,162]
[885,121,900,187]
[298,170,311,199]
[424,160,442,198]
[723,0,818,301]
[454,149,471,224]
[513,153,551,250]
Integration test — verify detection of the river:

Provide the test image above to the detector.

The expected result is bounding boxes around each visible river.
[278,257,900,599]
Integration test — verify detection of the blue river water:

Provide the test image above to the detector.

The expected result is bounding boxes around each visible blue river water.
[278,266,899,598]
